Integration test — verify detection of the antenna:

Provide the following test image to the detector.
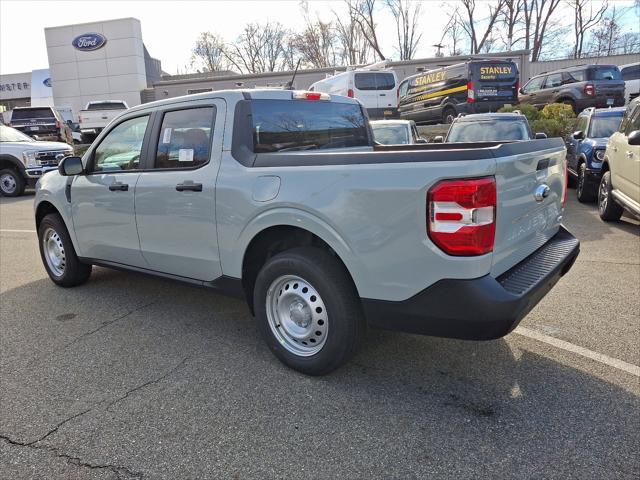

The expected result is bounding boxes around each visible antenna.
[285,59,302,90]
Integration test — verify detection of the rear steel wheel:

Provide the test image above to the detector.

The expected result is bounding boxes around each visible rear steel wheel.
[42,227,66,277]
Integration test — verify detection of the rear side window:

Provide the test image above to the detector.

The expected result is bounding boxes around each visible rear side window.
[589,66,622,81]
[564,70,586,82]
[355,72,396,91]
[155,107,215,169]
[621,65,640,81]
[11,108,54,120]
[545,73,563,88]
[251,100,369,153]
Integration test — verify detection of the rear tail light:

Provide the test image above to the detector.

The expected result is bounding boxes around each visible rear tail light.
[427,177,496,256]
[467,81,475,103]
[292,91,330,101]
[55,120,60,129]
[584,83,595,96]
[347,88,354,98]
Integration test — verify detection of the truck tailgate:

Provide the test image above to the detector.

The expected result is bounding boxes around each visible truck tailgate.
[491,139,566,277]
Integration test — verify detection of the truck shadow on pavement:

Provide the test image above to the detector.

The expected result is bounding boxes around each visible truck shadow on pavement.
[1,267,639,479]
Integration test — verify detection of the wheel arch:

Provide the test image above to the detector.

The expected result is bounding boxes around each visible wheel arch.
[0,154,26,174]
[35,200,61,229]
[239,222,361,313]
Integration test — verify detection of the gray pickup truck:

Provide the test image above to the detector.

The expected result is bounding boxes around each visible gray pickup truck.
[34,89,579,375]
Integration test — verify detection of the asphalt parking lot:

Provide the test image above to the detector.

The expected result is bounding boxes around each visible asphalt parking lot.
[1,191,638,479]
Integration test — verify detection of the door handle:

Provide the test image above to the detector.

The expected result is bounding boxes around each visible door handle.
[176,181,203,192]
[108,182,128,191]
[379,93,386,96]
[612,146,618,152]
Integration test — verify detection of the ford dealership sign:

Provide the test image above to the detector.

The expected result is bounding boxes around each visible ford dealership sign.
[72,33,107,51]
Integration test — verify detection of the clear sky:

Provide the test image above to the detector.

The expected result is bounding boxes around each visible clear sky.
[0,0,638,75]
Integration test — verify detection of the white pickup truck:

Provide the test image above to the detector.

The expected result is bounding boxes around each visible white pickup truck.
[78,100,128,142]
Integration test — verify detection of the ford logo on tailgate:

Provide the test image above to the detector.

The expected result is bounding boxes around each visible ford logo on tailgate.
[72,33,107,51]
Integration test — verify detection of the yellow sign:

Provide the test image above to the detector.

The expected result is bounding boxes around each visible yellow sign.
[414,71,446,86]
[479,66,513,75]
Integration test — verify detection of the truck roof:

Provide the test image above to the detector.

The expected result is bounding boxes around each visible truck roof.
[126,89,361,114]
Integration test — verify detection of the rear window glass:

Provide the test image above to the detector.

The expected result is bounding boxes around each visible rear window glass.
[252,99,369,153]
[87,102,127,110]
[621,65,640,81]
[355,72,396,91]
[371,124,410,145]
[11,108,54,120]
[447,120,531,142]
[589,67,622,81]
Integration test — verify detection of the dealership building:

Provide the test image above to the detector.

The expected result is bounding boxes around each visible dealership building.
[1,16,637,123]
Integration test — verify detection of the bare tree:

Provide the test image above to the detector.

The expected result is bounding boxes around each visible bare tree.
[499,0,527,50]
[568,0,608,58]
[225,22,289,74]
[588,5,621,56]
[522,0,563,61]
[289,18,339,68]
[348,0,386,60]
[385,0,422,60]
[441,8,466,56]
[457,0,507,54]
[334,1,372,65]
[191,32,229,72]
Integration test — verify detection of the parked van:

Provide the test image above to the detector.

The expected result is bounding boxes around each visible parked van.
[309,66,399,119]
[397,59,519,124]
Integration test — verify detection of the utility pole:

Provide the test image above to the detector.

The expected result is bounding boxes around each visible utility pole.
[433,43,445,57]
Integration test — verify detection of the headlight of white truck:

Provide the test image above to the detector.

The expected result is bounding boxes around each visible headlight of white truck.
[594,149,605,161]
[22,151,37,167]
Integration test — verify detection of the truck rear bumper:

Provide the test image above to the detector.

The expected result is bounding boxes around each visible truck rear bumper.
[361,226,579,340]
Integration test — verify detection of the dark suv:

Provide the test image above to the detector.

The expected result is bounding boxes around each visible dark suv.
[518,65,625,113]
[9,107,73,144]
[435,112,546,143]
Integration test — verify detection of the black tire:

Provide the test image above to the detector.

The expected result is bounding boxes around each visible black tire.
[38,213,92,287]
[0,168,25,197]
[253,247,365,376]
[598,171,623,222]
[576,162,596,202]
[442,107,456,125]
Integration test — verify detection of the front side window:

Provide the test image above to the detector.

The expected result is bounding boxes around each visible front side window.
[155,107,215,169]
[523,77,544,93]
[252,99,369,153]
[576,116,589,133]
[399,81,409,98]
[92,115,149,172]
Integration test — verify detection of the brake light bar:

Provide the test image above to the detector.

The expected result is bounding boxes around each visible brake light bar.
[427,177,496,256]
[292,91,330,101]
[348,88,354,98]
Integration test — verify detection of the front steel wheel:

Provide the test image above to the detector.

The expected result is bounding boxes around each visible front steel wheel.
[42,227,66,277]
[266,275,329,356]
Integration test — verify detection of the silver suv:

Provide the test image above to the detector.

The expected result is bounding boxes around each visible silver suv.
[598,98,640,220]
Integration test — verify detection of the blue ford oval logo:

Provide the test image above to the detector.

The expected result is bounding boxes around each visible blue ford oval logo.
[43,78,52,87]
[72,33,107,51]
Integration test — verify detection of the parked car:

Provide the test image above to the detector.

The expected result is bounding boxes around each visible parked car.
[620,62,640,104]
[78,100,129,142]
[566,106,625,202]
[519,64,626,113]
[433,112,544,143]
[0,125,73,196]
[309,64,398,119]
[598,97,640,220]
[9,106,73,144]
[34,89,578,375]
[397,59,519,125]
[370,119,426,145]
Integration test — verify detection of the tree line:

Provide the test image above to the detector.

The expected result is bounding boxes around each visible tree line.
[188,0,640,75]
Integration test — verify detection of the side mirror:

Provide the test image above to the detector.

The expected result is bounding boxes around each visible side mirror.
[416,137,428,144]
[519,87,525,95]
[58,156,83,176]
[572,130,585,140]
[535,132,547,139]
[628,130,640,146]
[432,135,444,143]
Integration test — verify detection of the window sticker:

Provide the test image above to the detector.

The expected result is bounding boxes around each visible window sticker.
[178,148,194,162]
[162,128,172,144]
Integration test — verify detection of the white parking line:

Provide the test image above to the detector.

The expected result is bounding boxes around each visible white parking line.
[0,229,36,233]
[514,326,640,377]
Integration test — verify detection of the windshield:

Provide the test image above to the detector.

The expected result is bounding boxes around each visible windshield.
[589,115,623,138]
[251,100,369,153]
[0,125,35,142]
[447,119,531,142]
[371,124,410,144]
